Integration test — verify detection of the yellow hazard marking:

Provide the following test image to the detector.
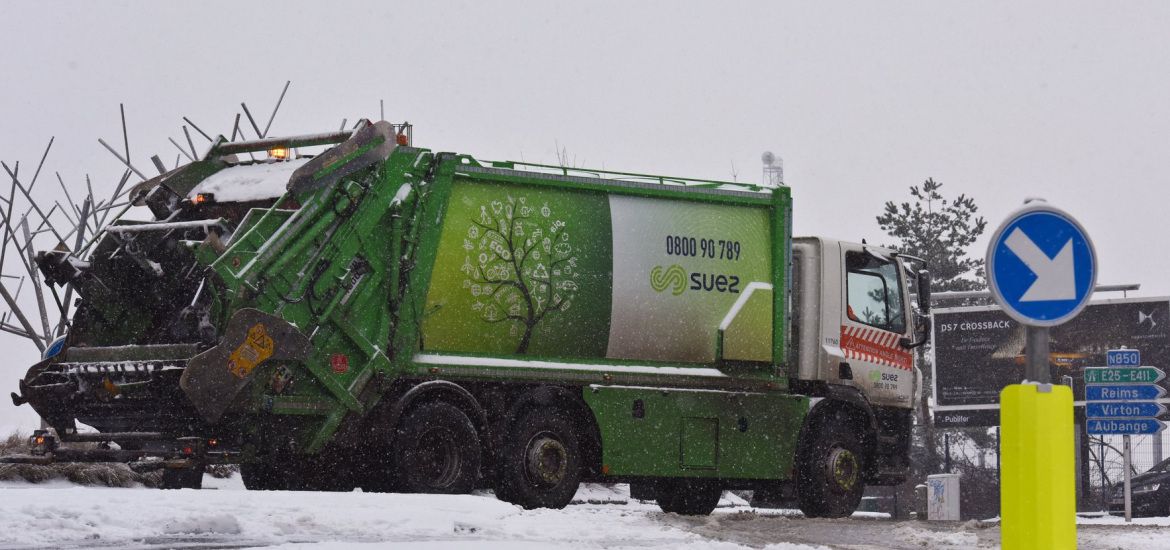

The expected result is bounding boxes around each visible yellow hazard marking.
[227,323,275,379]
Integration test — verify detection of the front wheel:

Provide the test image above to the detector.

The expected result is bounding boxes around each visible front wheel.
[495,408,582,509]
[797,412,866,518]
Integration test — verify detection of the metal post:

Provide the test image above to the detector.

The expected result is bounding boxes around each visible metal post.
[1124,434,1132,522]
[1155,432,1164,464]
[1099,438,1107,510]
[996,426,1002,513]
[944,432,951,473]
[1025,326,1051,383]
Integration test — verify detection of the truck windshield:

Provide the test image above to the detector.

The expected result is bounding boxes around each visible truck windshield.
[845,251,906,334]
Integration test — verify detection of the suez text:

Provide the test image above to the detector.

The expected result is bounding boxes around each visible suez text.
[937,320,1012,333]
[666,235,743,293]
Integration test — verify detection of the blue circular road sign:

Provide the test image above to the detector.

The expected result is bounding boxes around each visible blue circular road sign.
[986,201,1096,327]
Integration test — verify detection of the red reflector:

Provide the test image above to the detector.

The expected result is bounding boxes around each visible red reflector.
[330,353,349,374]
[182,446,194,456]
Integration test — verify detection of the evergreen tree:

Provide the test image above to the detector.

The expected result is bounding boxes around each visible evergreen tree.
[876,178,998,518]
[876,178,988,292]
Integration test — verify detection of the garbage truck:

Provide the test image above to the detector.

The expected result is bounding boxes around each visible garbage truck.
[5,120,931,517]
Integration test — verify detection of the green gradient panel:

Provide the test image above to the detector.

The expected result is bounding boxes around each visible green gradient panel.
[422,180,613,357]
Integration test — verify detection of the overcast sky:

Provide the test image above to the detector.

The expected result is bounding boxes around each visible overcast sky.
[2,1,1169,430]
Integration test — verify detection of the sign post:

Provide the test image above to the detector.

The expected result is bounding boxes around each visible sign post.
[1084,348,1165,522]
[989,200,1095,550]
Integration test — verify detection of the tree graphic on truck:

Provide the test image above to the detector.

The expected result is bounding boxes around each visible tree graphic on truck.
[461,194,580,353]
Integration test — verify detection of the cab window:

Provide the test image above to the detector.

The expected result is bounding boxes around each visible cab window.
[846,251,906,333]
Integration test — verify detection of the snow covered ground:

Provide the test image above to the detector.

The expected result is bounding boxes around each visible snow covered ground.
[0,476,1168,549]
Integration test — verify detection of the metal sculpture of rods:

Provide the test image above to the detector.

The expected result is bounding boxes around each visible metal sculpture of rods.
[0,81,301,354]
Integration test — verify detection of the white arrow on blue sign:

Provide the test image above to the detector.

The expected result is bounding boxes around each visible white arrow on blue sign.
[986,201,1096,327]
[1087,418,1165,435]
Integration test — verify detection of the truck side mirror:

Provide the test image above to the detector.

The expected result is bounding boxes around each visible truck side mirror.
[917,269,931,314]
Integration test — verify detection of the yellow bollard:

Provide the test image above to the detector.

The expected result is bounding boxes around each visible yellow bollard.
[1000,383,1076,549]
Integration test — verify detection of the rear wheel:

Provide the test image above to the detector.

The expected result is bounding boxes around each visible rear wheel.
[241,461,289,490]
[656,478,722,515]
[160,465,204,489]
[495,408,582,509]
[391,401,481,494]
[797,411,867,518]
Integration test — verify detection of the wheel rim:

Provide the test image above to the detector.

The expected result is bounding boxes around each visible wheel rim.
[523,432,568,488]
[826,446,859,493]
[414,427,461,488]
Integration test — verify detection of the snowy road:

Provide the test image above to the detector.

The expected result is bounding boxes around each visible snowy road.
[1,476,1167,549]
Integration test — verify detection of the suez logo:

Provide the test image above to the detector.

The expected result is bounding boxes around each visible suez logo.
[650,264,741,295]
[650,234,746,295]
[868,370,900,383]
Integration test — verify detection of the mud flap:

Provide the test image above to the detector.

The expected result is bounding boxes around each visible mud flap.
[180,309,311,424]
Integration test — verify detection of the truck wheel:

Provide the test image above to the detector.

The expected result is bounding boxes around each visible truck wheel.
[656,479,723,515]
[161,465,204,489]
[392,401,481,494]
[495,409,582,509]
[797,413,866,518]
[241,461,289,491]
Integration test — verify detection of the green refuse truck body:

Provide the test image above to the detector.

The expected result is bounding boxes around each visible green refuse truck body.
[10,120,931,517]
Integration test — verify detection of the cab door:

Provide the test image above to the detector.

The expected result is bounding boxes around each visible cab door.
[838,244,915,407]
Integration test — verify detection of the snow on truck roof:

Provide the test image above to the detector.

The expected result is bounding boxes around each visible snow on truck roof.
[187,158,310,203]
[184,149,775,205]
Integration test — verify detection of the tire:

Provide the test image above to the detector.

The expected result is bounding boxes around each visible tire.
[797,411,867,518]
[495,408,582,509]
[241,461,289,491]
[161,465,204,489]
[656,478,723,515]
[391,401,481,494]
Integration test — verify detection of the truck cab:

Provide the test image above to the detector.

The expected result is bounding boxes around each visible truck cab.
[791,237,930,491]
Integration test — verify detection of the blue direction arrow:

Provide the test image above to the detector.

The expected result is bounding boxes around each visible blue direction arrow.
[1087,402,1166,419]
[986,203,1096,327]
[1087,418,1165,436]
[1086,384,1166,401]
[1107,349,1141,367]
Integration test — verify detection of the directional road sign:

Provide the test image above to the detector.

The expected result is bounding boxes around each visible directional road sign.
[1086,402,1166,419]
[986,201,1096,327]
[1107,349,1141,367]
[1087,418,1165,436]
[1083,367,1166,385]
[1085,384,1166,402]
